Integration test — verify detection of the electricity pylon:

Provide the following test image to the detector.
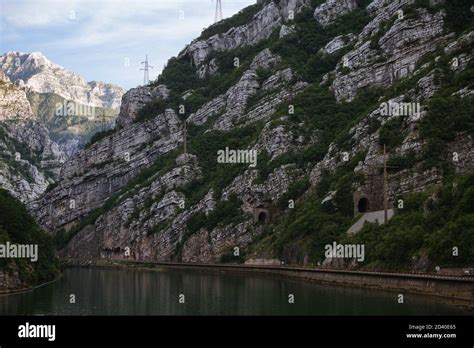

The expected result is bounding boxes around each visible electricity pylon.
[94,109,115,132]
[183,119,187,154]
[214,0,223,23]
[140,54,153,85]
[362,144,400,224]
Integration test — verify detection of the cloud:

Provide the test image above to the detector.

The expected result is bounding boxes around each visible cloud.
[1,0,256,89]
[3,0,82,27]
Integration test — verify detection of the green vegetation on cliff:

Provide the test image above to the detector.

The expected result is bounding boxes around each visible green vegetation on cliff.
[420,57,474,171]
[199,2,265,40]
[0,189,60,288]
[346,172,474,270]
[186,194,246,234]
[250,152,365,264]
[53,0,474,272]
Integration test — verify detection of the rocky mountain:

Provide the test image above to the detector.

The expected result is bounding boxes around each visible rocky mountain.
[0,51,123,109]
[33,0,474,272]
[0,51,124,155]
[0,71,66,204]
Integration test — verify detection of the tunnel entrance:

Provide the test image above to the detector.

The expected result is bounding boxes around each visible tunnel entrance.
[358,198,369,213]
[258,212,268,224]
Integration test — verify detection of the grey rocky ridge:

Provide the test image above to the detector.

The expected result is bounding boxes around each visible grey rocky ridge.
[0,51,125,155]
[0,51,124,203]
[31,0,474,271]
[0,51,123,109]
[0,70,66,204]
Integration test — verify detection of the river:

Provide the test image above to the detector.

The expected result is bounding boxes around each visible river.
[0,267,467,315]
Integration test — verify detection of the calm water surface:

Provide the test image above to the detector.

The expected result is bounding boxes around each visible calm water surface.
[0,267,467,315]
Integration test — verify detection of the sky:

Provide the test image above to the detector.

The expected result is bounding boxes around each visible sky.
[0,0,255,90]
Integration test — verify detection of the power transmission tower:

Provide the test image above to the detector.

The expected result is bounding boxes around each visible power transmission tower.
[140,54,153,85]
[363,145,400,224]
[94,109,114,132]
[383,144,388,224]
[214,0,223,23]
[183,119,187,154]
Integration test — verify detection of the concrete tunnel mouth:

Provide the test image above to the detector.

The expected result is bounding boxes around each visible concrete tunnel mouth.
[358,198,369,213]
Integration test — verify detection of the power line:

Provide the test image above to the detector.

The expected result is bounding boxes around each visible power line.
[140,54,154,85]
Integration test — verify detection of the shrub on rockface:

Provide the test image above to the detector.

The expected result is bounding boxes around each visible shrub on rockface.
[186,194,246,235]
[378,117,405,150]
[420,94,474,170]
[0,189,60,286]
[179,123,261,206]
[271,5,370,82]
[85,129,115,148]
[199,2,264,40]
[444,0,474,34]
[154,57,199,95]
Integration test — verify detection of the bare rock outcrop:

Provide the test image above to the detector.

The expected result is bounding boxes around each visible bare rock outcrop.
[331,8,446,101]
[34,109,182,233]
[319,34,356,55]
[0,51,124,109]
[314,0,358,27]
[180,0,310,67]
[116,84,169,128]
[0,75,66,203]
[188,49,307,131]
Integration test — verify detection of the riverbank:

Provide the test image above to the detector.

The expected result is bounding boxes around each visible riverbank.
[67,259,474,310]
[0,275,62,297]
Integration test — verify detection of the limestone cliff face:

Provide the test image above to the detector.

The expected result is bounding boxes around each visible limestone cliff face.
[314,0,358,27]
[188,49,307,131]
[0,51,124,109]
[116,85,169,128]
[32,0,474,266]
[60,154,203,260]
[0,51,125,155]
[0,72,66,204]
[330,2,448,101]
[0,71,33,120]
[34,108,182,232]
[179,0,310,66]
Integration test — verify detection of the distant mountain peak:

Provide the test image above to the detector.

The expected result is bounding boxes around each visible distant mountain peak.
[0,51,124,109]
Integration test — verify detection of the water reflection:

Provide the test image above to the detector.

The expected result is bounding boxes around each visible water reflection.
[0,267,466,315]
